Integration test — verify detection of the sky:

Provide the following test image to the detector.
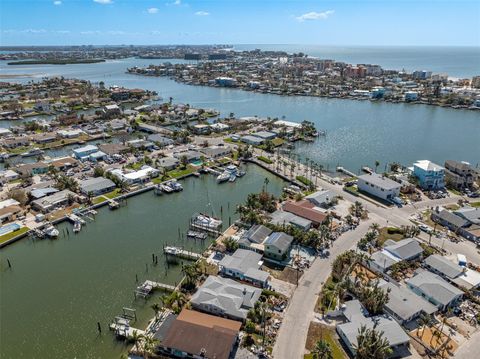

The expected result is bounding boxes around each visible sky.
[0,0,479,46]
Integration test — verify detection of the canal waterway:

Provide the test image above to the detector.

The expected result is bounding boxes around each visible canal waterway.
[0,164,285,359]
[1,57,479,171]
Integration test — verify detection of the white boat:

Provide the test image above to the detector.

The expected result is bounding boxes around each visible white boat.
[160,184,174,193]
[44,225,59,238]
[21,148,44,157]
[225,165,238,175]
[216,171,230,183]
[0,153,10,161]
[229,174,236,182]
[164,246,180,255]
[73,221,81,233]
[168,180,183,191]
[192,213,223,229]
[236,170,246,177]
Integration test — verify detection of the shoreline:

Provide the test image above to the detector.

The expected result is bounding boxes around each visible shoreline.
[128,72,480,112]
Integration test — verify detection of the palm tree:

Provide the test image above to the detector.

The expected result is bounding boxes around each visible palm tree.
[142,335,159,359]
[164,291,187,314]
[354,324,392,359]
[151,303,161,319]
[369,222,380,234]
[130,330,145,354]
[312,339,333,359]
[374,160,380,173]
[418,313,433,340]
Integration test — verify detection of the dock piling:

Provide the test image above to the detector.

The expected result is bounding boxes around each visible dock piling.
[7,258,12,268]
[97,322,102,334]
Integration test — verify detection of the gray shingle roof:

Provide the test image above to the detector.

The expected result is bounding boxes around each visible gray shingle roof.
[243,224,272,244]
[79,177,116,194]
[379,280,437,321]
[337,300,410,349]
[269,210,312,228]
[190,276,261,320]
[265,232,294,252]
[384,238,423,260]
[407,270,463,307]
[434,210,469,228]
[424,255,464,279]
[357,173,401,190]
[219,249,262,275]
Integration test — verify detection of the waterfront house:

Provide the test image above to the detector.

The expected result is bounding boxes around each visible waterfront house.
[103,104,121,117]
[30,187,59,200]
[263,232,294,261]
[107,118,128,131]
[282,200,327,227]
[305,189,336,208]
[192,124,211,135]
[406,270,463,311]
[251,131,277,141]
[190,276,261,321]
[110,166,159,185]
[424,254,480,290]
[0,169,19,184]
[98,143,129,156]
[156,156,180,171]
[209,122,230,132]
[444,160,477,190]
[73,145,100,160]
[269,210,312,230]
[241,135,264,146]
[237,224,272,252]
[57,129,85,139]
[378,280,437,325]
[357,173,401,201]
[1,136,31,149]
[413,160,445,190]
[404,91,419,101]
[31,189,78,213]
[370,238,423,272]
[79,177,116,196]
[218,249,270,288]
[0,205,22,224]
[155,309,241,359]
[173,150,202,163]
[336,300,410,357]
[200,146,231,159]
[127,139,155,151]
[31,132,57,144]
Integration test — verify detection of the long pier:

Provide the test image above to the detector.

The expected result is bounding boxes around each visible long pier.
[163,246,202,261]
[134,280,175,298]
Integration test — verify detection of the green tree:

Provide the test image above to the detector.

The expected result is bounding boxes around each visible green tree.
[312,339,333,359]
[354,325,392,359]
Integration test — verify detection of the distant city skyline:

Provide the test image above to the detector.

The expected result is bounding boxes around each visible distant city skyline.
[0,0,479,46]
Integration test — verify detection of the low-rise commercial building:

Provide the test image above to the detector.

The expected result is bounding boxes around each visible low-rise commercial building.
[357,173,401,201]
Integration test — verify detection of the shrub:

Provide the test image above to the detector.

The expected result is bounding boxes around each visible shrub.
[258,156,273,164]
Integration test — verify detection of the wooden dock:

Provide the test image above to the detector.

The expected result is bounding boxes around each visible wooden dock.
[163,246,202,261]
[134,280,175,298]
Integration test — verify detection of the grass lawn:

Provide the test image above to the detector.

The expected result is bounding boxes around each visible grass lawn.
[271,138,285,147]
[92,196,108,205]
[377,226,405,246]
[104,188,121,199]
[305,322,347,359]
[167,165,196,179]
[258,156,273,164]
[470,202,480,208]
[0,227,29,245]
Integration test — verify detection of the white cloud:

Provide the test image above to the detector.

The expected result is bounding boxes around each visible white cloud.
[195,11,209,16]
[173,0,181,5]
[93,0,113,4]
[295,10,334,22]
[80,30,101,35]
[53,1,62,5]
[147,7,159,14]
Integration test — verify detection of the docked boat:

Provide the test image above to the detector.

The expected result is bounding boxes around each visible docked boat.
[229,174,236,182]
[361,166,374,174]
[73,221,81,233]
[44,225,59,238]
[168,180,183,192]
[21,148,44,157]
[160,184,174,193]
[191,213,223,230]
[164,246,180,255]
[236,170,246,177]
[0,153,10,162]
[225,165,238,176]
[187,230,208,240]
[216,171,230,183]
[109,200,120,210]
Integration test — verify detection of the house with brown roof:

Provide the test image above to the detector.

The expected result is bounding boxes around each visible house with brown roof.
[155,309,241,359]
[282,200,327,227]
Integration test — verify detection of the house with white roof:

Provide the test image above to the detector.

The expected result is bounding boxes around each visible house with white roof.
[370,238,423,272]
[413,160,445,190]
[357,173,401,201]
[406,270,463,311]
[218,249,269,288]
